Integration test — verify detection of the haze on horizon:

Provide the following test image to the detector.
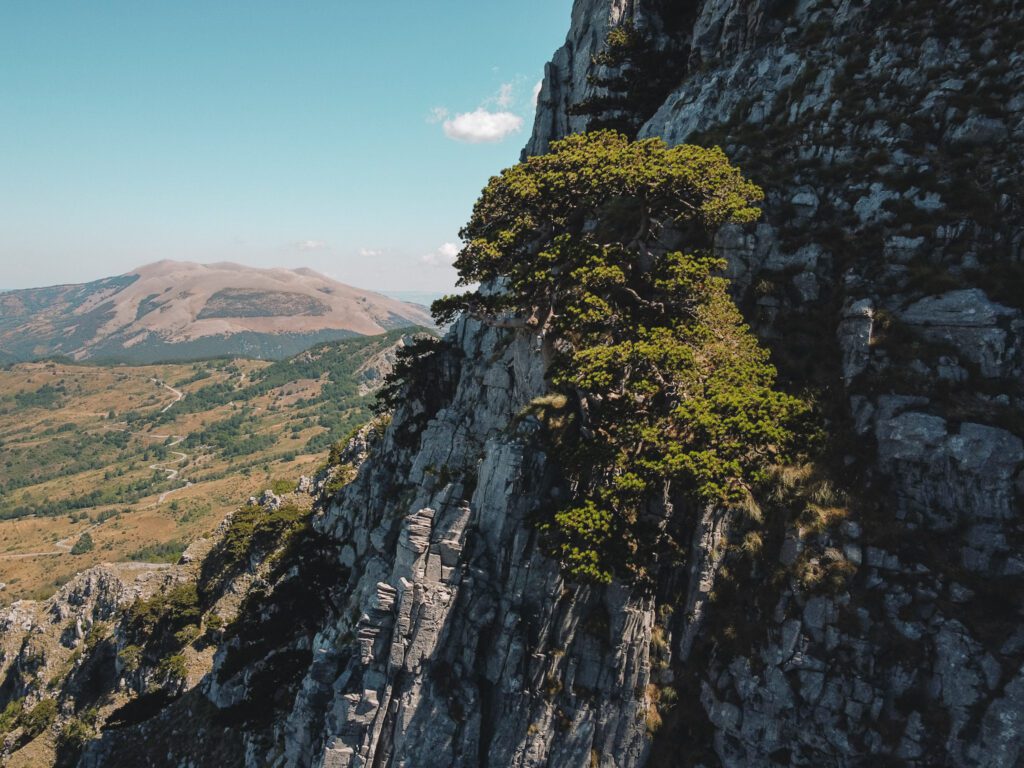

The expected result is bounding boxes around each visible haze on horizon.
[0,1,572,293]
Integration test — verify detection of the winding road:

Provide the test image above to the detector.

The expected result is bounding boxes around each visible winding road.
[0,522,103,561]
[148,434,194,503]
[142,381,193,503]
[155,379,184,413]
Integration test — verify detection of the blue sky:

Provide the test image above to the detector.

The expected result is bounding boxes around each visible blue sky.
[0,1,573,291]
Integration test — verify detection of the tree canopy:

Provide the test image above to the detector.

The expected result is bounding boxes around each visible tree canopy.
[431,131,808,584]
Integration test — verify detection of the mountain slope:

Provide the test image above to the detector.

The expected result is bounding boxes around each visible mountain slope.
[0,260,434,363]
[0,329,429,606]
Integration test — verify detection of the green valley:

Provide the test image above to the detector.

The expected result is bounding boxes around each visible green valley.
[0,328,430,603]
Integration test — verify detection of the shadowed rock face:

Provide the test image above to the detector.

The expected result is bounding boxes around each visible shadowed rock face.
[59,2,1024,766]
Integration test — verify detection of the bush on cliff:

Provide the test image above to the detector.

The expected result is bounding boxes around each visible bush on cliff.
[431,131,809,584]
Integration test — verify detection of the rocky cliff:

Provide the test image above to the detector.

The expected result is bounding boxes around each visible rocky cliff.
[6,1,1023,766]
[526,0,1024,765]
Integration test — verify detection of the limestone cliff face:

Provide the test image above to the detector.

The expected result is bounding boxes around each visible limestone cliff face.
[217,317,658,767]
[73,312,666,768]
[65,2,1024,766]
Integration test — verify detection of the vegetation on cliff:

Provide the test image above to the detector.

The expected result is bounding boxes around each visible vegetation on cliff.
[568,20,689,137]
[432,131,809,583]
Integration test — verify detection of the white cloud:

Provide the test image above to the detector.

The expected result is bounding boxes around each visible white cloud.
[426,107,449,124]
[532,80,543,107]
[296,240,328,252]
[420,242,460,266]
[359,248,384,259]
[443,110,524,144]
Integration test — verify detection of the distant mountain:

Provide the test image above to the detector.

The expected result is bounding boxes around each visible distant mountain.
[0,260,434,363]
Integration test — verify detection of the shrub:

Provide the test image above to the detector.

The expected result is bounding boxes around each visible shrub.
[174,624,201,647]
[157,653,188,683]
[216,503,307,577]
[128,539,187,564]
[125,582,203,661]
[20,698,58,737]
[203,612,225,643]
[118,644,143,673]
[270,478,296,495]
[57,709,97,751]
[70,532,94,555]
[324,464,358,497]
[644,684,664,734]
[373,337,445,414]
[0,699,24,735]
[568,22,689,136]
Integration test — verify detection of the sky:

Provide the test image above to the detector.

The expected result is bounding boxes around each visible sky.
[0,1,573,292]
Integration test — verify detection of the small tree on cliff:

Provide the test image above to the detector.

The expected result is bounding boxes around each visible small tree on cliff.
[432,131,809,584]
[568,21,687,137]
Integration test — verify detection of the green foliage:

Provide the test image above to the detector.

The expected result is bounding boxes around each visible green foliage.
[373,337,462,447]
[567,22,688,137]
[324,465,357,497]
[220,503,306,567]
[0,698,25,735]
[70,531,95,555]
[157,653,188,683]
[374,336,445,413]
[13,383,65,410]
[184,410,275,458]
[206,503,308,589]
[270,478,297,495]
[2,473,171,521]
[118,645,143,673]
[19,698,58,738]
[173,624,202,647]
[550,501,615,583]
[434,132,808,584]
[128,539,187,564]
[146,329,429,455]
[84,622,109,650]
[125,583,202,659]
[203,612,225,643]
[215,525,348,689]
[57,711,97,752]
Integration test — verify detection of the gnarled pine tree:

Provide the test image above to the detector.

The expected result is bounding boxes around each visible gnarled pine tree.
[433,131,808,584]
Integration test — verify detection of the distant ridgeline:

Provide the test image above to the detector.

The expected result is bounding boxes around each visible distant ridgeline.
[0,261,434,364]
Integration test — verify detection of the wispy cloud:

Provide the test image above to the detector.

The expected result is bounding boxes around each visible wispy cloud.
[426,107,449,125]
[296,240,328,252]
[443,110,524,144]
[496,83,514,109]
[420,242,460,266]
[359,247,384,258]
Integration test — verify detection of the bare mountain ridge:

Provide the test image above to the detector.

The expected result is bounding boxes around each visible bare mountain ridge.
[0,260,434,363]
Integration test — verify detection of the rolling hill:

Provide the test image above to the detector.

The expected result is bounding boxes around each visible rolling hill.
[0,260,434,363]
